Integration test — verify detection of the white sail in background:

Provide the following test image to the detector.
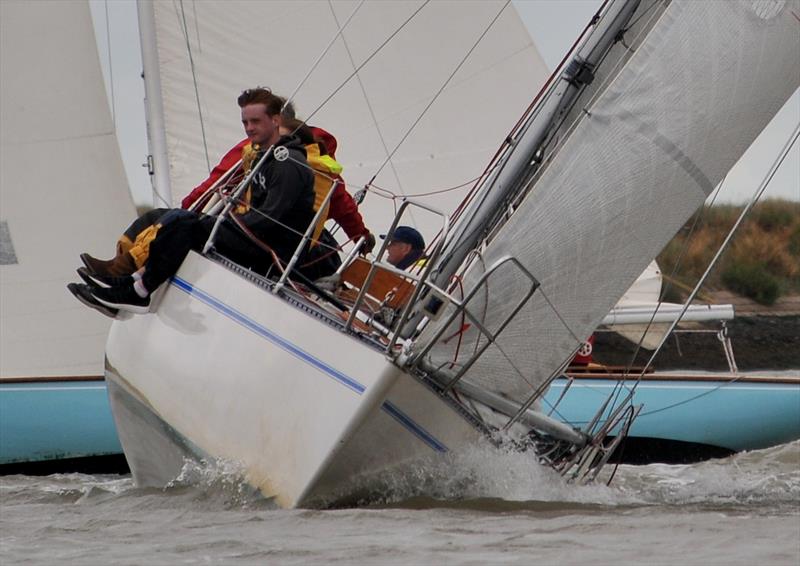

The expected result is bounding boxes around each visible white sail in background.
[0,0,135,378]
[147,0,548,235]
[423,0,800,401]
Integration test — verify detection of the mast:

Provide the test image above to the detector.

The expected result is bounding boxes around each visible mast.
[405,0,799,406]
[137,0,172,206]
[422,0,639,311]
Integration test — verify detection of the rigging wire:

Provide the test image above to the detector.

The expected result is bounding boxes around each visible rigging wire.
[366,173,489,200]
[326,0,404,198]
[425,0,626,275]
[103,0,116,125]
[191,0,201,52]
[292,0,431,227]
[176,0,210,173]
[473,1,667,422]
[366,0,512,191]
[596,120,797,419]
[599,174,730,415]
[281,0,367,116]
[536,0,663,163]
[635,123,800,377]
[525,1,707,420]
[599,123,799,412]
[302,1,430,129]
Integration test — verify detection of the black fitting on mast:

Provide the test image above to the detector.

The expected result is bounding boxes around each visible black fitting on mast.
[563,58,596,88]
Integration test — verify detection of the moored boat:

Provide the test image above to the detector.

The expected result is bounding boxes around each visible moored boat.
[0,377,124,473]
[0,0,134,472]
[546,368,800,464]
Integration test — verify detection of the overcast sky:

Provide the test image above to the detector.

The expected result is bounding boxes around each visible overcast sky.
[90,0,798,207]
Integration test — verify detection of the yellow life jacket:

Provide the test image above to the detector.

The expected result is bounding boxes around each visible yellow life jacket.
[305,143,343,247]
[235,142,258,214]
[127,143,257,268]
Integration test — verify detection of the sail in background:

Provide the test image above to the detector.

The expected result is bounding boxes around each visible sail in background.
[148,0,548,234]
[423,0,800,401]
[0,0,136,378]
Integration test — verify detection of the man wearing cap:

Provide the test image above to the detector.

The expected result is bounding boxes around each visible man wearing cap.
[382,226,425,270]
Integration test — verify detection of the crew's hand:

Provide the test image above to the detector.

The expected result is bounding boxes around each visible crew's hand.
[360,231,376,255]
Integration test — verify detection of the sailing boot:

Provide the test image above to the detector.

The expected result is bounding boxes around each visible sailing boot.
[67,283,119,319]
[90,283,150,314]
[76,266,134,289]
[80,250,137,277]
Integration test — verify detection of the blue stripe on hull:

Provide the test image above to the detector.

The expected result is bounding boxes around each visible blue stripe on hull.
[381,401,448,452]
[172,276,364,394]
[170,276,448,453]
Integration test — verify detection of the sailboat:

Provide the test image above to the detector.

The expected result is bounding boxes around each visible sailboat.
[2,0,547,473]
[0,0,132,470]
[104,0,798,507]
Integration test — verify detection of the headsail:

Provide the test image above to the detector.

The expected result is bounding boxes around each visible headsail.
[0,0,136,378]
[144,0,548,232]
[416,0,800,402]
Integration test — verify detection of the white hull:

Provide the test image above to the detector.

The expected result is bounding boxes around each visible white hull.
[105,253,482,508]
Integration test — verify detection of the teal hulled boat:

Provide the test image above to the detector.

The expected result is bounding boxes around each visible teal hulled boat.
[0,378,125,473]
[544,370,800,464]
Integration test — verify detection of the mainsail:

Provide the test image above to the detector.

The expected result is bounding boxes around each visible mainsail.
[418,0,800,402]
[0,0,135,378]
[143,0,548,233]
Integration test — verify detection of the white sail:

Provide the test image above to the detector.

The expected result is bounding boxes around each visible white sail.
[0,0,135,378]
[421,0,800,401]
[146,0,548,235]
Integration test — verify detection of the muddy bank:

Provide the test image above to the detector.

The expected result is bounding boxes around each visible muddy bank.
[591,315,800,371]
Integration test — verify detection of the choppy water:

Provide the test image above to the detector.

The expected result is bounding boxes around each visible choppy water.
[2,441,798,565]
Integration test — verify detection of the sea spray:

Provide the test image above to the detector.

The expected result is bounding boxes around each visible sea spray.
[612,440,800,509]
[311,439,633,508]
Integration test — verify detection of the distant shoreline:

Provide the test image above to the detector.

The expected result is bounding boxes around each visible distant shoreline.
[592,312,800,372]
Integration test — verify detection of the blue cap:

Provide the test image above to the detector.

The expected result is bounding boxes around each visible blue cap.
[381,226,425,250]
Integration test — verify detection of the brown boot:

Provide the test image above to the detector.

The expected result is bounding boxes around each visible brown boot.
[80,251,137,277]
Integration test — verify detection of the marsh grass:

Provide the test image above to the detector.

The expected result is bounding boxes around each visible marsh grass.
[657,198,800,305]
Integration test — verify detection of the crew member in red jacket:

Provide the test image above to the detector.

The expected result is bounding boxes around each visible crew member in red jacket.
[81,124,375,277]
[181,127,375,252]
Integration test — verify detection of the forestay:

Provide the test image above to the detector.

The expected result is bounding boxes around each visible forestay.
[418,0,800,403]
[146,0,547,233]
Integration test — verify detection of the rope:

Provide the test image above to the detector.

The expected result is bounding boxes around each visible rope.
[302,1,431,126]
[637,124,800,378]
[281,0,367,116]
[326,0,403,197]
[367,1,512,188]
[103,0,115,125]
[176,0,210,172]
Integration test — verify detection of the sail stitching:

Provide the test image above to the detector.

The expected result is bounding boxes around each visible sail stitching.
[537,1,665,167]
